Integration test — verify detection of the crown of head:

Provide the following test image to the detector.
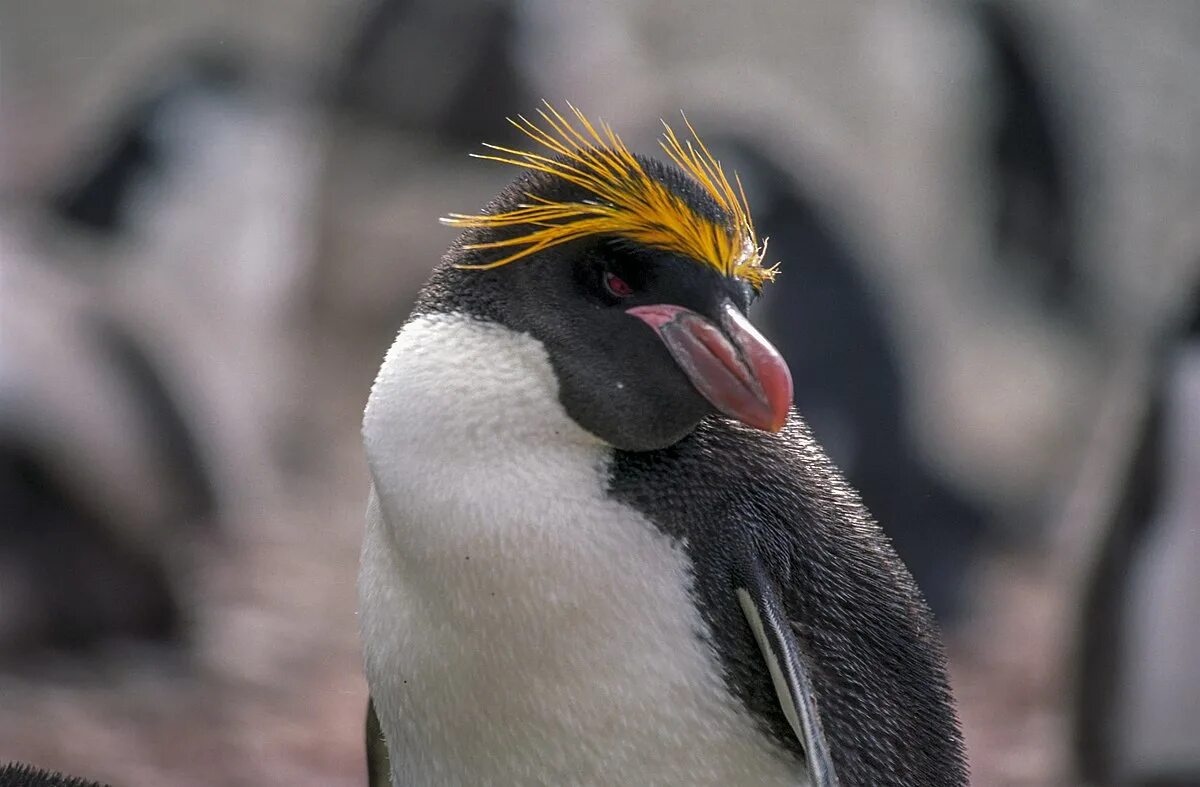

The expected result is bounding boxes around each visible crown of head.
[441,102,777,289]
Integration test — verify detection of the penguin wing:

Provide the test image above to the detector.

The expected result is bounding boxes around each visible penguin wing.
[365,695,391,787]
[734,552,839,787]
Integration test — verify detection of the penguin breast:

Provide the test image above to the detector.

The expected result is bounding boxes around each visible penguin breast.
[358,311,806,785]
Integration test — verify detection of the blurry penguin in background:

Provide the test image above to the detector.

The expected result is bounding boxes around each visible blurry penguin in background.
[722,139,992,624]
[0,252,216,657]
[47,51,245,239]
[975,1,1080,322]
[314,0,538,326]
[1073,276,1200,786]
[332,0,532,146]
[0,50,265,659]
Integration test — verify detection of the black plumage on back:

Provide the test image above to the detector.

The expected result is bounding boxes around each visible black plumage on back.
[610,416,968,786]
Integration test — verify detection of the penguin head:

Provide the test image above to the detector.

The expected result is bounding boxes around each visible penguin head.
[417,104,793,451]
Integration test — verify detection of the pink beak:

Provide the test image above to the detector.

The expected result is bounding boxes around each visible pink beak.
[627,301,793,433]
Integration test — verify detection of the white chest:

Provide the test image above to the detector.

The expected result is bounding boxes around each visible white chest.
[358,313,804,785]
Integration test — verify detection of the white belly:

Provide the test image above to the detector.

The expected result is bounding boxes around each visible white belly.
[359,313,805,786]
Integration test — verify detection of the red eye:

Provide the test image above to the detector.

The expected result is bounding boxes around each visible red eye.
[604,272,634,298]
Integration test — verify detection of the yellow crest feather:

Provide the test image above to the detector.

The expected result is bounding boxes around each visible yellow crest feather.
[440,102,777,288]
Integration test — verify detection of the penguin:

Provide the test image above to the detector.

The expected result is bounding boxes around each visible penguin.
[332,0,531,146]
[47,51,244,238]
[1072,277,1200,785]
[358,104,967,786]
[974,1,1078,319]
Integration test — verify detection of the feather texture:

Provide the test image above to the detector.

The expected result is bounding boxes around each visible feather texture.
[441,101,776,288]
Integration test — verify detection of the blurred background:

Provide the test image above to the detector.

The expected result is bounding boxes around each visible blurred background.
[1,1,1198,784]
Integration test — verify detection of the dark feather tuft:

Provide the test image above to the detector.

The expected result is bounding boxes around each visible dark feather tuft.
[0,763,110,787]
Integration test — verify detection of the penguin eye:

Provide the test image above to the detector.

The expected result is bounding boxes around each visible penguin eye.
[603,271,635,298]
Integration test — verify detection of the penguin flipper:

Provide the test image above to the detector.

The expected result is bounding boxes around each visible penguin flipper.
[735,555,839,787]
[365,695,391,787]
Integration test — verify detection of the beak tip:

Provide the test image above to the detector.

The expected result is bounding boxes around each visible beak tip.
[761,370,793,434]
[761,406,790,433]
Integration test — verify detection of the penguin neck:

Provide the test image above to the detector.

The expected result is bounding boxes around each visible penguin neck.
[362,311,611,521]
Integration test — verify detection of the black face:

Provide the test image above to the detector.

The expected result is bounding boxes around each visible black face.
[415,160,790,451]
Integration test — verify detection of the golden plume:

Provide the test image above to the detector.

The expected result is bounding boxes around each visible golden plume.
[440,102,777,288]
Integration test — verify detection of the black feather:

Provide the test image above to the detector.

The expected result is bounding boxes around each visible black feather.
[610,416,969,786]
[0,763,109,787]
